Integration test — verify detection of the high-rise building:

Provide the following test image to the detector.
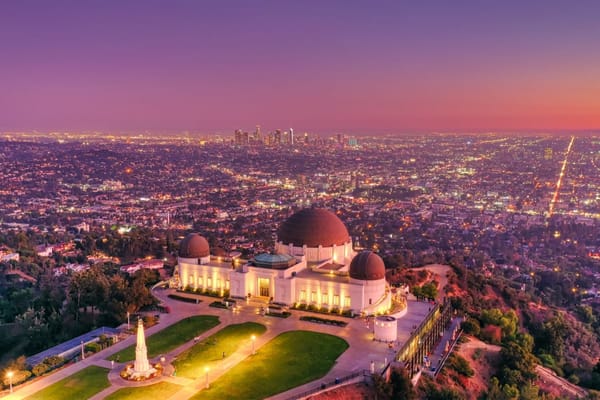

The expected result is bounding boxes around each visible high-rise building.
[254,125,261,143]
[289,128,294,146]
[282,130,289,144]
[544,148,553,160]
[274,129,282,145]
[234,129,243,145]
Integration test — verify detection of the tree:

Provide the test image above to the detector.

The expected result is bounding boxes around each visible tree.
[461,319,481,336]
[389,367,415,400]
[372,373,393,399]
[499,342,537,385]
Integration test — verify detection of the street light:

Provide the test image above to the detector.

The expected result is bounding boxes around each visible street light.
[251,335,256,355]
[81,340,85,360]
[127,311,130,330]
[6,371,13,393]
[204,366,209,389]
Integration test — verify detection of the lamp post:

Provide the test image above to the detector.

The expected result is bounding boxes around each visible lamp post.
[251,335,256,355]
[6,371,13,393]
[81,340,85,360]
[127,311,130,330]
[204,366,209,389]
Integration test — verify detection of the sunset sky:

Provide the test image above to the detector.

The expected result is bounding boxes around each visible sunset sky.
[1,1,599,134]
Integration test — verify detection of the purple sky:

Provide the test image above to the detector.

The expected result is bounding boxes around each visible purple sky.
[1,1,599,134]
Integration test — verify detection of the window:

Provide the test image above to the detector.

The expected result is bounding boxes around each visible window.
[207,278,212,288]
[226,280,230,289]
[299,290,306,301]
[344,296,351,308]
[311,291,317,303]
[333,295,340,306]
[216,278,221,289]
[322,292,328,304]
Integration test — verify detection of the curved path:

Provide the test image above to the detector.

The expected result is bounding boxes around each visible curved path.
[6,287,432,400]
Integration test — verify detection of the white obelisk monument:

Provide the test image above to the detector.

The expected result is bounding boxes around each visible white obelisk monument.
[133,318,152,375]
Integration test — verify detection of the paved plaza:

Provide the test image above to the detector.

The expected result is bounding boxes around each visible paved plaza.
[4,286,433,400]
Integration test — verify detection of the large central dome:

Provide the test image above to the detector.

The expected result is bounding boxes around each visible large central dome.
[277,208,350,247]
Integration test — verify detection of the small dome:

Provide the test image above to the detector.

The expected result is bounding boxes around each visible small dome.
[349,251,385,280]
[179,233,210,258]
[212,247,228,257]
[277,208,350,247]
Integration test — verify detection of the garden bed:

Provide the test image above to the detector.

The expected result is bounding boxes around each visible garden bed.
[299,316,348,327]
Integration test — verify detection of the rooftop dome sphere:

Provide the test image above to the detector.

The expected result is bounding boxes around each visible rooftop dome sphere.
[179,233,210,258]
[349,251,386,280]
[277,208,350,247]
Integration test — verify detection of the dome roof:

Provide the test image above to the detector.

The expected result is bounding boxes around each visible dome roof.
[253,253,296,269]
[179,233,210,258]
[349,251,386,280]
[277,208,350,247]
[212,247,228,257]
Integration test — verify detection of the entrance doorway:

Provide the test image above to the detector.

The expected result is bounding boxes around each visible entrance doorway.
[258,278,270,297]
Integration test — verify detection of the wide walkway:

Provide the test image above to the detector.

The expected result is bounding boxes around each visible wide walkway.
[5,286,432,400]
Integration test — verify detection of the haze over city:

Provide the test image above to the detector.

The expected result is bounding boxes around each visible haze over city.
[2,0,600,133]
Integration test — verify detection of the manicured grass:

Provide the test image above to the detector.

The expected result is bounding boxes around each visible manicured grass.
[173,322,266,379]
[190,330,349,400]
[108,315,220,362]
[104,381,182,400]
[24,366,110,400]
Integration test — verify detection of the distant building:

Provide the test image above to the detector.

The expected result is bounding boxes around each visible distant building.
[36,245,53,257]
[120,259,164,275]
[0,252,20,262]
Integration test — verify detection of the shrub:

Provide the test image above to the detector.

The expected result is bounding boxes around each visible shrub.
[42,355,65,368]
[266,311,291,318]
[85,342,102,353]
[143,314,159,327]
[168,293,200,303]
[1,370,31,387]
[32,362,50,377]
[299,316,348,327]
[449,354,474,377]
[209,301,228,309]
[461,319,481,336]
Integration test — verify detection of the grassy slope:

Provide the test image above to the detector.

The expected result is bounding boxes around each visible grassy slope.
[173,322,266,379]
[191,330,349,400]
[104,381,182,400]
[108,315,220,362]
[24,366,110,400]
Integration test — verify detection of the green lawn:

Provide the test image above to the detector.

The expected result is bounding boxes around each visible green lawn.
[104,381,182,400]
[24,366,110,400]
[108,315,220,362]
[173,322,266,379]
[190,330,349,400]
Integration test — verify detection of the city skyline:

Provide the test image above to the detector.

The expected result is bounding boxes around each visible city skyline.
[1,1,599,133]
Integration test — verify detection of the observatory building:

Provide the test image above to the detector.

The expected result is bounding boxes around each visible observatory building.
[176,208,391,315]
